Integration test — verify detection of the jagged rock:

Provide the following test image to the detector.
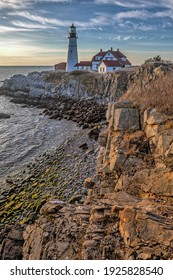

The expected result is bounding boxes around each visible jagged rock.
[21,191,173,260]
[0,113,10,119]
[88,128,100,140]
[84,177,95,189]
[119,202,173,259]
[79,143,88,150]
[106,102,140,131]
[68,194,83,204]
[98,128,108,147]
[144,108,166,125]
[0,224,25,260]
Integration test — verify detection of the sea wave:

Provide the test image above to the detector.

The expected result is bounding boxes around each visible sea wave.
[0,95,79,178]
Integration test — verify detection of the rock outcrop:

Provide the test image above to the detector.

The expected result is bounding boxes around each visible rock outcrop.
[19,99,173,260]
[0,70,129,103]
[0,62,173,260]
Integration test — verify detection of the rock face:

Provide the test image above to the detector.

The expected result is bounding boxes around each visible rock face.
[0,70,129,103]
[0,224,24,260]
[1,72,57,100]
[21,100,173,260]
[0,62,173,260]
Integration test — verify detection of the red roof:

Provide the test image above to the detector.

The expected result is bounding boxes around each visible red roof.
[111,50,126,59]
[74,61,92,67]
[54,62,66,70]
[100,60,122,67]
[92,49,128,62]
[119,59,132,66]
[92,51,107,61]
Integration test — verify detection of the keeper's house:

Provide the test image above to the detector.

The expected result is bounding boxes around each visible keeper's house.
[74,47,131,73]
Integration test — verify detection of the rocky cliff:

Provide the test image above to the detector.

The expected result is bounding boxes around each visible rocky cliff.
[0,70,129,103]
[0,62,173,260]
[19,101,173,260]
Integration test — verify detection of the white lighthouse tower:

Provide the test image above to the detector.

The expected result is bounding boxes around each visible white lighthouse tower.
[66,23,78,72]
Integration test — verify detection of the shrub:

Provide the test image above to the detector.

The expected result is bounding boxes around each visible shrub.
[70,70,90,76]
[46,71,65,83]
[121,71,173,115]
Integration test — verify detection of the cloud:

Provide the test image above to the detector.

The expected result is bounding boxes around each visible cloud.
[0,0,73,10]
[95,0,173,9]
[114,8,173,21]
[95,0,156,8]
[10,11,72,26]
[11,11,111,29]
[113,10,151,21]
[116,20,158,31]
[154,10,173,20]
[12,20,57,29]
[0,25,36,32]
[109,34,148,41]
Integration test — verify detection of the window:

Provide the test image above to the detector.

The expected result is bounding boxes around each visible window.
[100,67,102,72]
[113,67,116,70]
[103,67,105,72]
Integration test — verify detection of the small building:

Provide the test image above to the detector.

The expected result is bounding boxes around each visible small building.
[54,62,66,71]
[92,48,131,71]
[74,61,92,70]
[98,60,123,73]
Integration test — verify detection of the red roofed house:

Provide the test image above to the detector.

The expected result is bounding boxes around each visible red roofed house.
[92,47,131,72]
[74,61,92,70]
[91,49,107,71]
[98,60,123,73]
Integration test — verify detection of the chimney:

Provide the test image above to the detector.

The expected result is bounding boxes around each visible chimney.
[110,47,113,51]
[100,48,102,52]
[117,48,119,51]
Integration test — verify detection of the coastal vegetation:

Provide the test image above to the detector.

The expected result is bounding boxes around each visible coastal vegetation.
[121,67,173,115]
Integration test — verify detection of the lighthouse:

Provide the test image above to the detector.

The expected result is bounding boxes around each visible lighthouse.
[66,24,78,72]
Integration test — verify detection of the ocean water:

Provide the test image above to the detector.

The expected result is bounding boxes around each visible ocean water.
[0,66,53,86]
[0,67,79,180]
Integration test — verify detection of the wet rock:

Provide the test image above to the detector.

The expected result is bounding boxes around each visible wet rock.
[88,128,100,141]
[68,194,83,204]
[5,177,13,184]
[0,113,10,119]
[79,143,88,150]
[84,177,95,189]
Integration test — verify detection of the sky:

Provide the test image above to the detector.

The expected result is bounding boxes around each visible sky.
[0,0,173,66]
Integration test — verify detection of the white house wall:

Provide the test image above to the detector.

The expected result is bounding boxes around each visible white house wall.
[92,61,100,71]
[98,63,122,73]
[98,62,105,73]
[107,66,121,72]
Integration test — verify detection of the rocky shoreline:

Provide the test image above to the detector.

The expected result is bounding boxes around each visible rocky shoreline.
[0,128,101,259]
[0,62,173,260]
